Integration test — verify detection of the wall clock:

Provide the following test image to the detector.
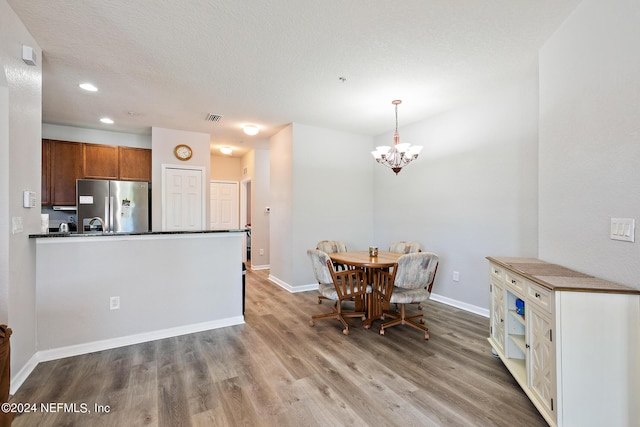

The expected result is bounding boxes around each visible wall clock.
[174,144,192,161]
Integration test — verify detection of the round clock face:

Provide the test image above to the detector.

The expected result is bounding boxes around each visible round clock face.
[174,144,192,161]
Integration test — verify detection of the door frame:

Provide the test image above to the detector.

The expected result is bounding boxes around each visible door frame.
[240,178,251,263]
[161,164,206,231]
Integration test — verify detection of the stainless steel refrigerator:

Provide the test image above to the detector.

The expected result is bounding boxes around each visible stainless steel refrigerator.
[77,179,150,233]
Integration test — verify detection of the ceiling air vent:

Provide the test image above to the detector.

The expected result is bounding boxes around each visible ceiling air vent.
[205,113,223,122]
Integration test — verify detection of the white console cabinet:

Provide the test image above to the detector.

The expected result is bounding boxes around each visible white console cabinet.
[487,257,639,427]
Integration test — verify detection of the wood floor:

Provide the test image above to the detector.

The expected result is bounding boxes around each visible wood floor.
[10,267,547,427]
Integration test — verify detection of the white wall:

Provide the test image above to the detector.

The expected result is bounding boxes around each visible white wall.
[42,123,151,148]
[246,149,270,269]
[0,82,8,325]
[151,127,211,231]
[269,125,294,284]
[211,154,241,181]
[0,0,42,382]
[269,123,374,289]
[539,0,640,289]
[35,234,242,351]
[373,66,540,312]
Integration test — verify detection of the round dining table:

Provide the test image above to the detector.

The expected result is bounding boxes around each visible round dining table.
[328,251,402,269]
[328,251,402,328]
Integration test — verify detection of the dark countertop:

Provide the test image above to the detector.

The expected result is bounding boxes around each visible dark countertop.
[30,229,248,238]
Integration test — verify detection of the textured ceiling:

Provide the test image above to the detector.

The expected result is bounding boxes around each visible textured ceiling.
[8,0,580,156]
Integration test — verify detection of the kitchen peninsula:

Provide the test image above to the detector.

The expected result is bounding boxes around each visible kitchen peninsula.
[28,230,244,363]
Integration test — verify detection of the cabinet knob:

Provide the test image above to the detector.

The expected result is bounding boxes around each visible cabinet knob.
[535,292,541,298]
[525,344,530,349]
[511,279,516,284]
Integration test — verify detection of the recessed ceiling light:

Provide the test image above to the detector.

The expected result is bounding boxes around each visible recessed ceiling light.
[100,117,114,124]
[243,125,259,136]
[220,147,233,155]
[79,83,98,92]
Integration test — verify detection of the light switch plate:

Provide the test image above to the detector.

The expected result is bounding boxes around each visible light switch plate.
[23,190,36,208]
[610,218,635,242]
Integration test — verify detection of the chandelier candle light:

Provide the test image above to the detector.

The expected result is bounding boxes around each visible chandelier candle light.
[371,100,423,175]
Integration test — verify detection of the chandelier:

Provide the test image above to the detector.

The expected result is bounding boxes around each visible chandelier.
[371,100,423,174]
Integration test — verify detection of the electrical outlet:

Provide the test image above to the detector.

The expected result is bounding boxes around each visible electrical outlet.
[259,248,264,255]
[453,271,460,282]
[110,296,120,310]
[11,217,23,234]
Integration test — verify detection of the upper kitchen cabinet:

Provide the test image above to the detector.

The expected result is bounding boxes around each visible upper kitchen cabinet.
[42,139,51,205]
[83,144,119,179]
[118,146,151,181]
[42,140,152,206]
[50,140,84,206]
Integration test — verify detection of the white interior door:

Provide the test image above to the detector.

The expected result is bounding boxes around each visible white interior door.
[163,166,205,231]
[210,181,239,230]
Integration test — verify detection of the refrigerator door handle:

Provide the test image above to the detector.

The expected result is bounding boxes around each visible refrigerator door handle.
[109,196,114,233]
[104,197,110,233]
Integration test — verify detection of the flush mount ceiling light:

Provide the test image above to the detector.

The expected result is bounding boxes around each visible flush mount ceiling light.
[220,147,233,155]
[243,125,259,136]
[79,83,98,92]
[100,117,114,124]
[371,100,423,175]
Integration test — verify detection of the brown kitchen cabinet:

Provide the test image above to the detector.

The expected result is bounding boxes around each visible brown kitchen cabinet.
[118,146,151,181]
[41,140,151,206]
[41,139,51,205]
[50,140,84,206]
[83,143,119,179]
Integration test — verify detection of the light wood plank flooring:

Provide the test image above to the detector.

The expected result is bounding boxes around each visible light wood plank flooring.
[10,267,546,426]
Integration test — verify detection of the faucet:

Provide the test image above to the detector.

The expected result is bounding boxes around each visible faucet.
[89,217,106,233]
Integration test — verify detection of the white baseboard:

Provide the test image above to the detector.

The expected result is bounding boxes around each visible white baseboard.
[10,356,39,397]
[250,263,270,271]
[10,316,244,395]
[430,293,489,318]
[268,275,317,293]
[267,275,488,317]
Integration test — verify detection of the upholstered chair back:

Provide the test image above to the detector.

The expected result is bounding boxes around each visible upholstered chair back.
[307,249,333,285]
[394,252,439,291]
[389,241,421,254]
[316,240,347,254]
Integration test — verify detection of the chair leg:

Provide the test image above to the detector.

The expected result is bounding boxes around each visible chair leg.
[380,304,430,340]
[336,314,350,335]
[310,301,338,326]
[310,301,363,335]
[335,302,366,334]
